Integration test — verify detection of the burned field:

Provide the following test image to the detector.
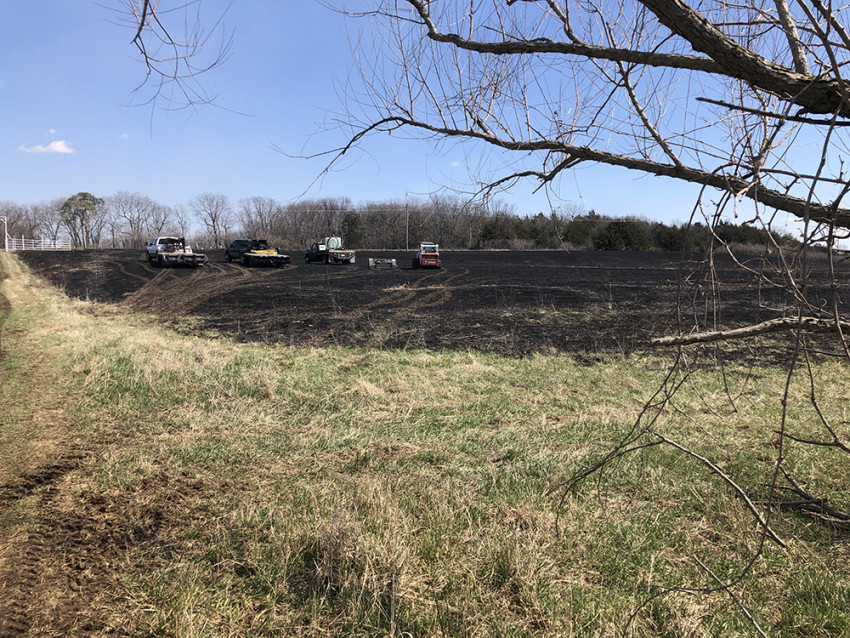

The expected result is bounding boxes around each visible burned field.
[17,248,848,357]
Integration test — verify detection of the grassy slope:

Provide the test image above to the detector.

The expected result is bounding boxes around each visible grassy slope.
[0,252,848,637]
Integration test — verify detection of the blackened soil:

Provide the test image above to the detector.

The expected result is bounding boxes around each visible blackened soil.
[17,248,850,357]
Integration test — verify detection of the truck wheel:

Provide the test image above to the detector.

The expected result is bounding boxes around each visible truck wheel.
[242,255,251,267]
[225,252,232,262]
[323,256,329,264]
[304,255,311,263]
[157,255,164,267]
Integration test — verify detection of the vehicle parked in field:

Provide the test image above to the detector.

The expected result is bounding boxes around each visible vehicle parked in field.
[304,236,356,264]
[145,236,207,267]
[412,242,441,269]
[225,239,291,267]
[368,258,398,269]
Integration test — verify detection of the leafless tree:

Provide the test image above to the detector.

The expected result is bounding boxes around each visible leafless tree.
[29,200,67,243]
[320,1,850,230]
[112,0,233,112]
[190,192,234,247]
[238,196,280,241]
[311,196,355,239]
[118,1,850,231]
[147,202,174,238]
[0,202,38,239]
[170,204,193,239]
[106,191,157,248]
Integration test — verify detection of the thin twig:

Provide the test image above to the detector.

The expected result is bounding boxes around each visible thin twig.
[692,555,768,638]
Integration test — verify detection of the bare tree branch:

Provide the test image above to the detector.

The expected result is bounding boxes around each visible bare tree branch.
[654,433,786,547]
[651,316,850,346]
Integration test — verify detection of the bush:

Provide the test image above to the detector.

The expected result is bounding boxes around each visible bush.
[592,220,653,251]
[563,220,592,248]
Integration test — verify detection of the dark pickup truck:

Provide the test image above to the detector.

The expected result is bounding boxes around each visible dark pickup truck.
[225,239,291,267]
[304,236,356,264]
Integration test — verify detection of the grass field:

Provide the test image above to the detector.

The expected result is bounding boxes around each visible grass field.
[1,252,848,636]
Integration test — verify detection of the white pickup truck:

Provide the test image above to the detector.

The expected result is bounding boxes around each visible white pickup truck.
[145,237,207,267]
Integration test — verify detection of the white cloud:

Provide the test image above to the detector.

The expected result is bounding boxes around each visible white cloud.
[45,128,56,136]
[119,133,130,140]
[18,140,75,154]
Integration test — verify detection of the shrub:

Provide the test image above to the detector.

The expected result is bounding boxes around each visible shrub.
[592,220,653,251]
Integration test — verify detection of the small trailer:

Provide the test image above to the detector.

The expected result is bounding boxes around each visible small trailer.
[368,258,398,269]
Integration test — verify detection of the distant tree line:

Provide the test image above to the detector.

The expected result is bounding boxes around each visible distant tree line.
[0,192,798,252]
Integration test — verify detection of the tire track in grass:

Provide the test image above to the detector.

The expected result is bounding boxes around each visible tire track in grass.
[296,264,365,286]
[362,267,468,348]
[114,259,152,284]
[305,267,468,348]
[0,462,213,636]
[121,262,256,317]
[0,288,9,358]
[0,448,86,636]
[302,268,441,347]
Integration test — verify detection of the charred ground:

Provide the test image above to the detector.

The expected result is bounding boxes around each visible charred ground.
[17,248,849,357]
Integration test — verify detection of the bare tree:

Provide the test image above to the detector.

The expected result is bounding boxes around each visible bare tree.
[238,196,280,240]
[112,0,233,112]
[30,200,67,243]
[190,192,234,247]
[171,204,193,239]
[320,1,850,231]
[118,1,850,230]
[106,191,157,248]
[311,196,354,239]
[148,203,174,238]
[278,200,321,249]
[0,202,38,239]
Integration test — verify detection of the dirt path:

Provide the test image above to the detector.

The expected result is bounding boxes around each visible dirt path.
[0,360,217,636]
[0,340,124,636]
[0,265,130,635]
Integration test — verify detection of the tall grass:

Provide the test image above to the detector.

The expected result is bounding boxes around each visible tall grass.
[1,252,848,636]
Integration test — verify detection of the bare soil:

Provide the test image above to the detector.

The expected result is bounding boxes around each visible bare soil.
[16,248,849,357]
[0,456,216,636]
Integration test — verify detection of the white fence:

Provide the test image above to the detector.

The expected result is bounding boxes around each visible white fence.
[6,237,72,251]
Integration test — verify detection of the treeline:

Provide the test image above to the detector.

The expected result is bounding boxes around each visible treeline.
[1,192,797,251]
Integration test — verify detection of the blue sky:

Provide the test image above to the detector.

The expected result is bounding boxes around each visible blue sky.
[0,1,733,225]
